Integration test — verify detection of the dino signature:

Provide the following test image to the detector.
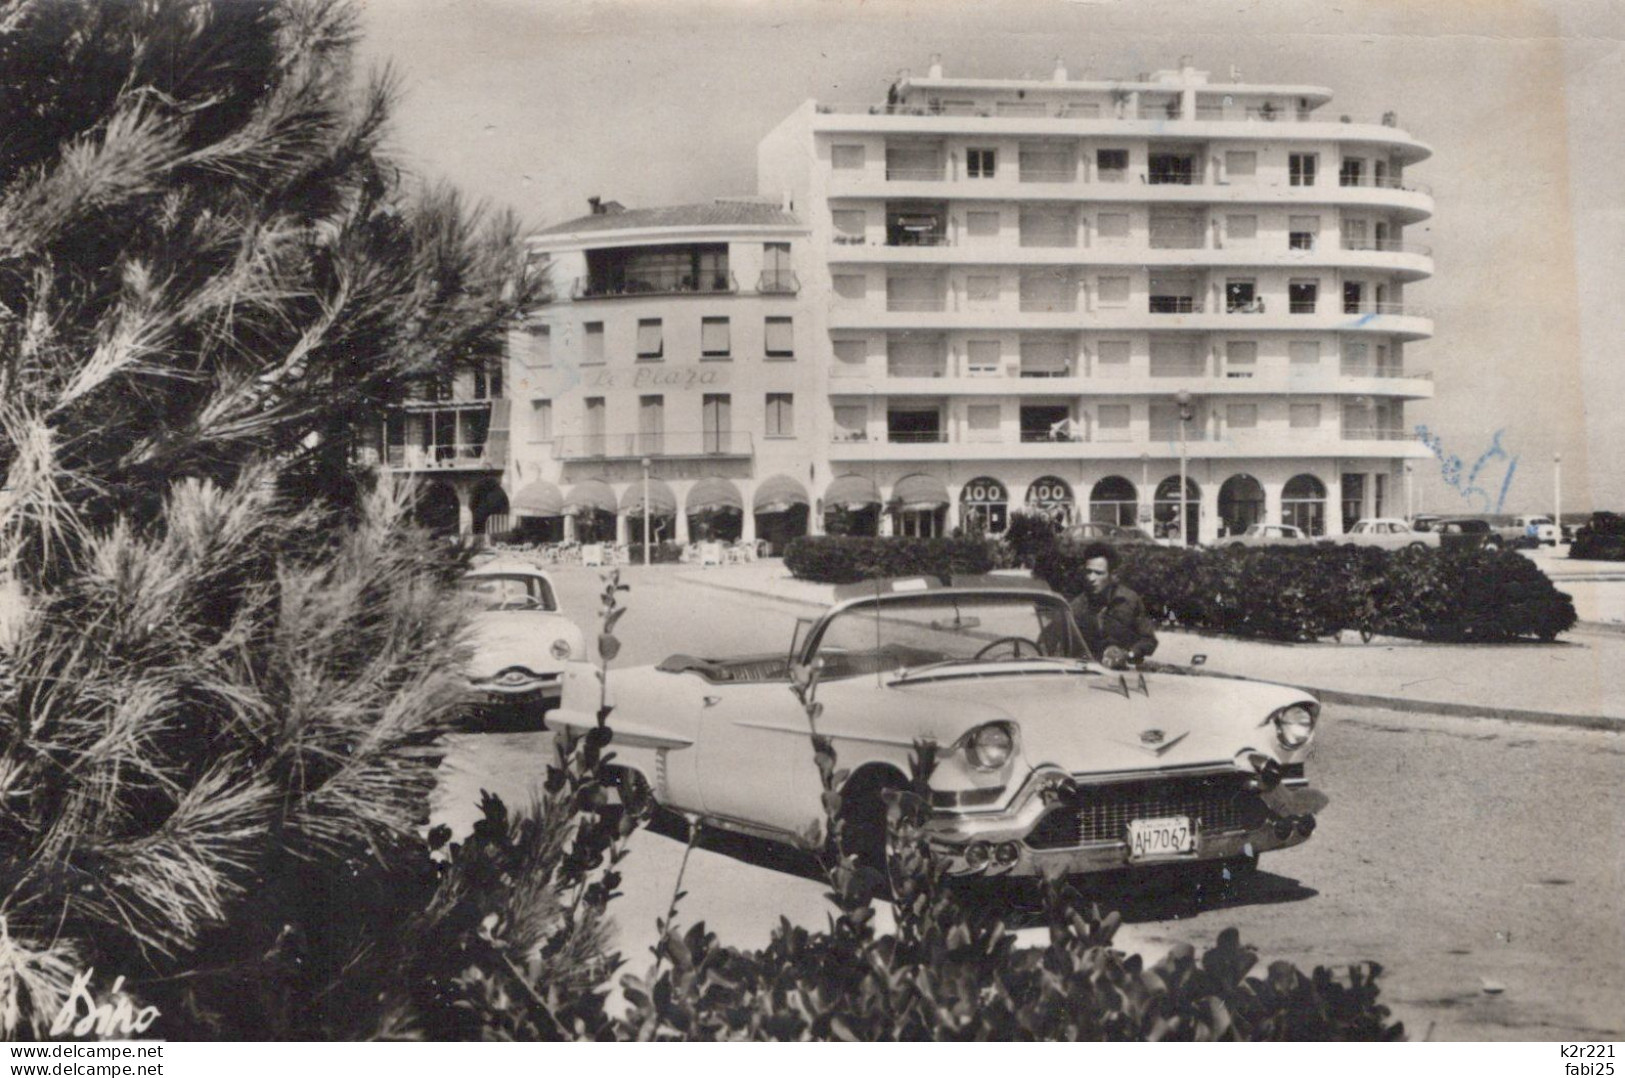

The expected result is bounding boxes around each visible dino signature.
[1414,424,1519,514]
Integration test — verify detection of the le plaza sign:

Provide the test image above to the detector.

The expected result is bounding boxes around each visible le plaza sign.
[582,365,731,391]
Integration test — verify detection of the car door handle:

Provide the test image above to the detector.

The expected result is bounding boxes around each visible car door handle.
[703,695,722,708]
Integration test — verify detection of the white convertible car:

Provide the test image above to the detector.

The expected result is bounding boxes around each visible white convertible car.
[458,562,585,727]
[550,577,1325,882]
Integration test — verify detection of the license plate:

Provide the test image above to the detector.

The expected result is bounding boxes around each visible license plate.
[1126,816,1196,862]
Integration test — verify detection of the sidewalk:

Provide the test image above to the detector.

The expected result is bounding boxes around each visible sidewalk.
[676,559,1625,731]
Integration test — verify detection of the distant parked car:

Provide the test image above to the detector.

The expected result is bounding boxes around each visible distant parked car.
[1058,521,1159,546]
[1513,515,1559,547]
[1433,518,1504,552]
[457,562,585,728]
[1408,514,1445,533]
[1341,518,1441,550]
[1222,523,1311,548]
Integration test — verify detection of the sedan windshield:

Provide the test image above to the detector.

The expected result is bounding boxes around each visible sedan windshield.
[459,574,558,612]
[811,592,1087,679]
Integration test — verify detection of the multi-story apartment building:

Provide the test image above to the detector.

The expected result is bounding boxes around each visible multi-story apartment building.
[495,56,1433,548]
[367,362,512,537]
[756,55,1433,543]
[510,197,818,551]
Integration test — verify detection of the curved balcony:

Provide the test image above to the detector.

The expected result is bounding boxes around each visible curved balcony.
[828,303,1435,342]
[825,428,1431,462]
[825,237,1434,281]
[811,104,1432,164]
[828,172,1433,223]
[859,369,1435,401]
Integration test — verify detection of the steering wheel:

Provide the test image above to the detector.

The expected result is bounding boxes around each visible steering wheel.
[974,636,1044,660]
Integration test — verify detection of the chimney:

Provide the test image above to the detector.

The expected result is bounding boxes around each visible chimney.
[588,196,604,215]
[928,53,943,78]
[780,190,794,212]
[1053,56,1068,82]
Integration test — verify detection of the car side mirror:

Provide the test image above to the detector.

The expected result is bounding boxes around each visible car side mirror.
[1190,654,1207,666]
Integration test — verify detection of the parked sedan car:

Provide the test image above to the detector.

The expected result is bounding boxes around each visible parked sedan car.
[1340,518,1441,550]
[458,562,585,728]
[1433,518,1504,552]
[550,577,1325,886]
[1222,523,1311,548]
[1059,521,1159,546]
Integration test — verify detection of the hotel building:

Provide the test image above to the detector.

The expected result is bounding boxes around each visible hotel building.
[449,57,1435,547]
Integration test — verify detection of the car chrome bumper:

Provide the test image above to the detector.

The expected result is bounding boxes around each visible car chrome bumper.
[923,767,1324,879]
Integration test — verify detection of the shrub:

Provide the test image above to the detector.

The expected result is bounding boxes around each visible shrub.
[1572,512,1625,561]
[1034,543,1577,642]
[999,510,1061,567]
[784,536,994,585]
[624,541,685,564]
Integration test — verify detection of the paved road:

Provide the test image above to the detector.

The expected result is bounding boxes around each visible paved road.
[431,564,1625,1041]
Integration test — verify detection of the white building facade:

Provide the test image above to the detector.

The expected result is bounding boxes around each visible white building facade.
[758,56,1435,543]
[506,58,1434,547]
[510,199,821,552]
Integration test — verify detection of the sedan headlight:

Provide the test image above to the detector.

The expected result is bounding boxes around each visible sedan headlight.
[550,638,573,660]
[1272,704,1317,750]
[962,722,1016,771]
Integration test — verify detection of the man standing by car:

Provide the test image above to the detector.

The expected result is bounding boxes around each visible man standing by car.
[1068,542,1159,669]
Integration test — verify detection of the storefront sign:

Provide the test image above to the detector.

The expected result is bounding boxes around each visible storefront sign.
[582,365,731,391]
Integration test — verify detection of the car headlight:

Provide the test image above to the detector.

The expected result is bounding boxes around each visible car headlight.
[963,722,1016,771]
[1272,704,1317,749]
[550,638,573,660]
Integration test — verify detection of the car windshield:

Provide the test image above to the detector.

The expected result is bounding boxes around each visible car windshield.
[810,591,1087,679]
[458,573,557,612]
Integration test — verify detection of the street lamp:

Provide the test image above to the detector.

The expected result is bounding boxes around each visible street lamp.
[1404,462,1414,522]
[641,457,651,567]
[1175,389,1193,547]
[1554,451,1563,545]
[1139,451,1150,529]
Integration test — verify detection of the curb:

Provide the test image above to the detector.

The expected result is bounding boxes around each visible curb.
[677,572,1625,733]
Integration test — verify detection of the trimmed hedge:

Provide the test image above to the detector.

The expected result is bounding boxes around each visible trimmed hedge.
[1571,512,1625,561]
[1034,542,1577,643]
[784,535,994,585]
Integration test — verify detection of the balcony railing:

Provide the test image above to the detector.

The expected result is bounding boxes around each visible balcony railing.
[1020,428,1086,443]
[886,430,949,444]
[816,101,1417,131]
[886,296,948,312]
[1341,428,1412,441]
[383,444,498,470]
[1343,302,1433,317]
[1018,298,1078,313]
[757,271,801,294]
[886,362,948,378]
[573,272,738,299]
[1019,167,1078,183]
[551,431,754,460]
[1337,174,1433,195]
[1341,363,1431,379]
[884,232,951,247]
[885,166,947,182]
[1018,365,1075,378]
[1340,239,1433,256]
[1149,297,1203,313]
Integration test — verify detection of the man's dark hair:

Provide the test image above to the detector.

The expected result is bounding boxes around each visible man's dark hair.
[1081,541,1119,569]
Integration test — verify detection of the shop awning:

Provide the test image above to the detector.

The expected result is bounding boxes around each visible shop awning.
[686,477,744,515]
[891,473,950,511]
[824,474,881,510]
[561,479,617,517]
[753,474,811,515]
[511,479,563,518]
[619,477,677,516]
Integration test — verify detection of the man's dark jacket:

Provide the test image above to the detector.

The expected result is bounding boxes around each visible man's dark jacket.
[1067,581,1159,661]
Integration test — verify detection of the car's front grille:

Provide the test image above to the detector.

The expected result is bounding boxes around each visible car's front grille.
[1025,774,1267,850]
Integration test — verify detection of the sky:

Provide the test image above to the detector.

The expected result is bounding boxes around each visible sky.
[355,0,1625,514]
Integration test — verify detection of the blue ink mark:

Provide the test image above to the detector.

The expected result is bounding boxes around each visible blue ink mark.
[1414,424,1520,514]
